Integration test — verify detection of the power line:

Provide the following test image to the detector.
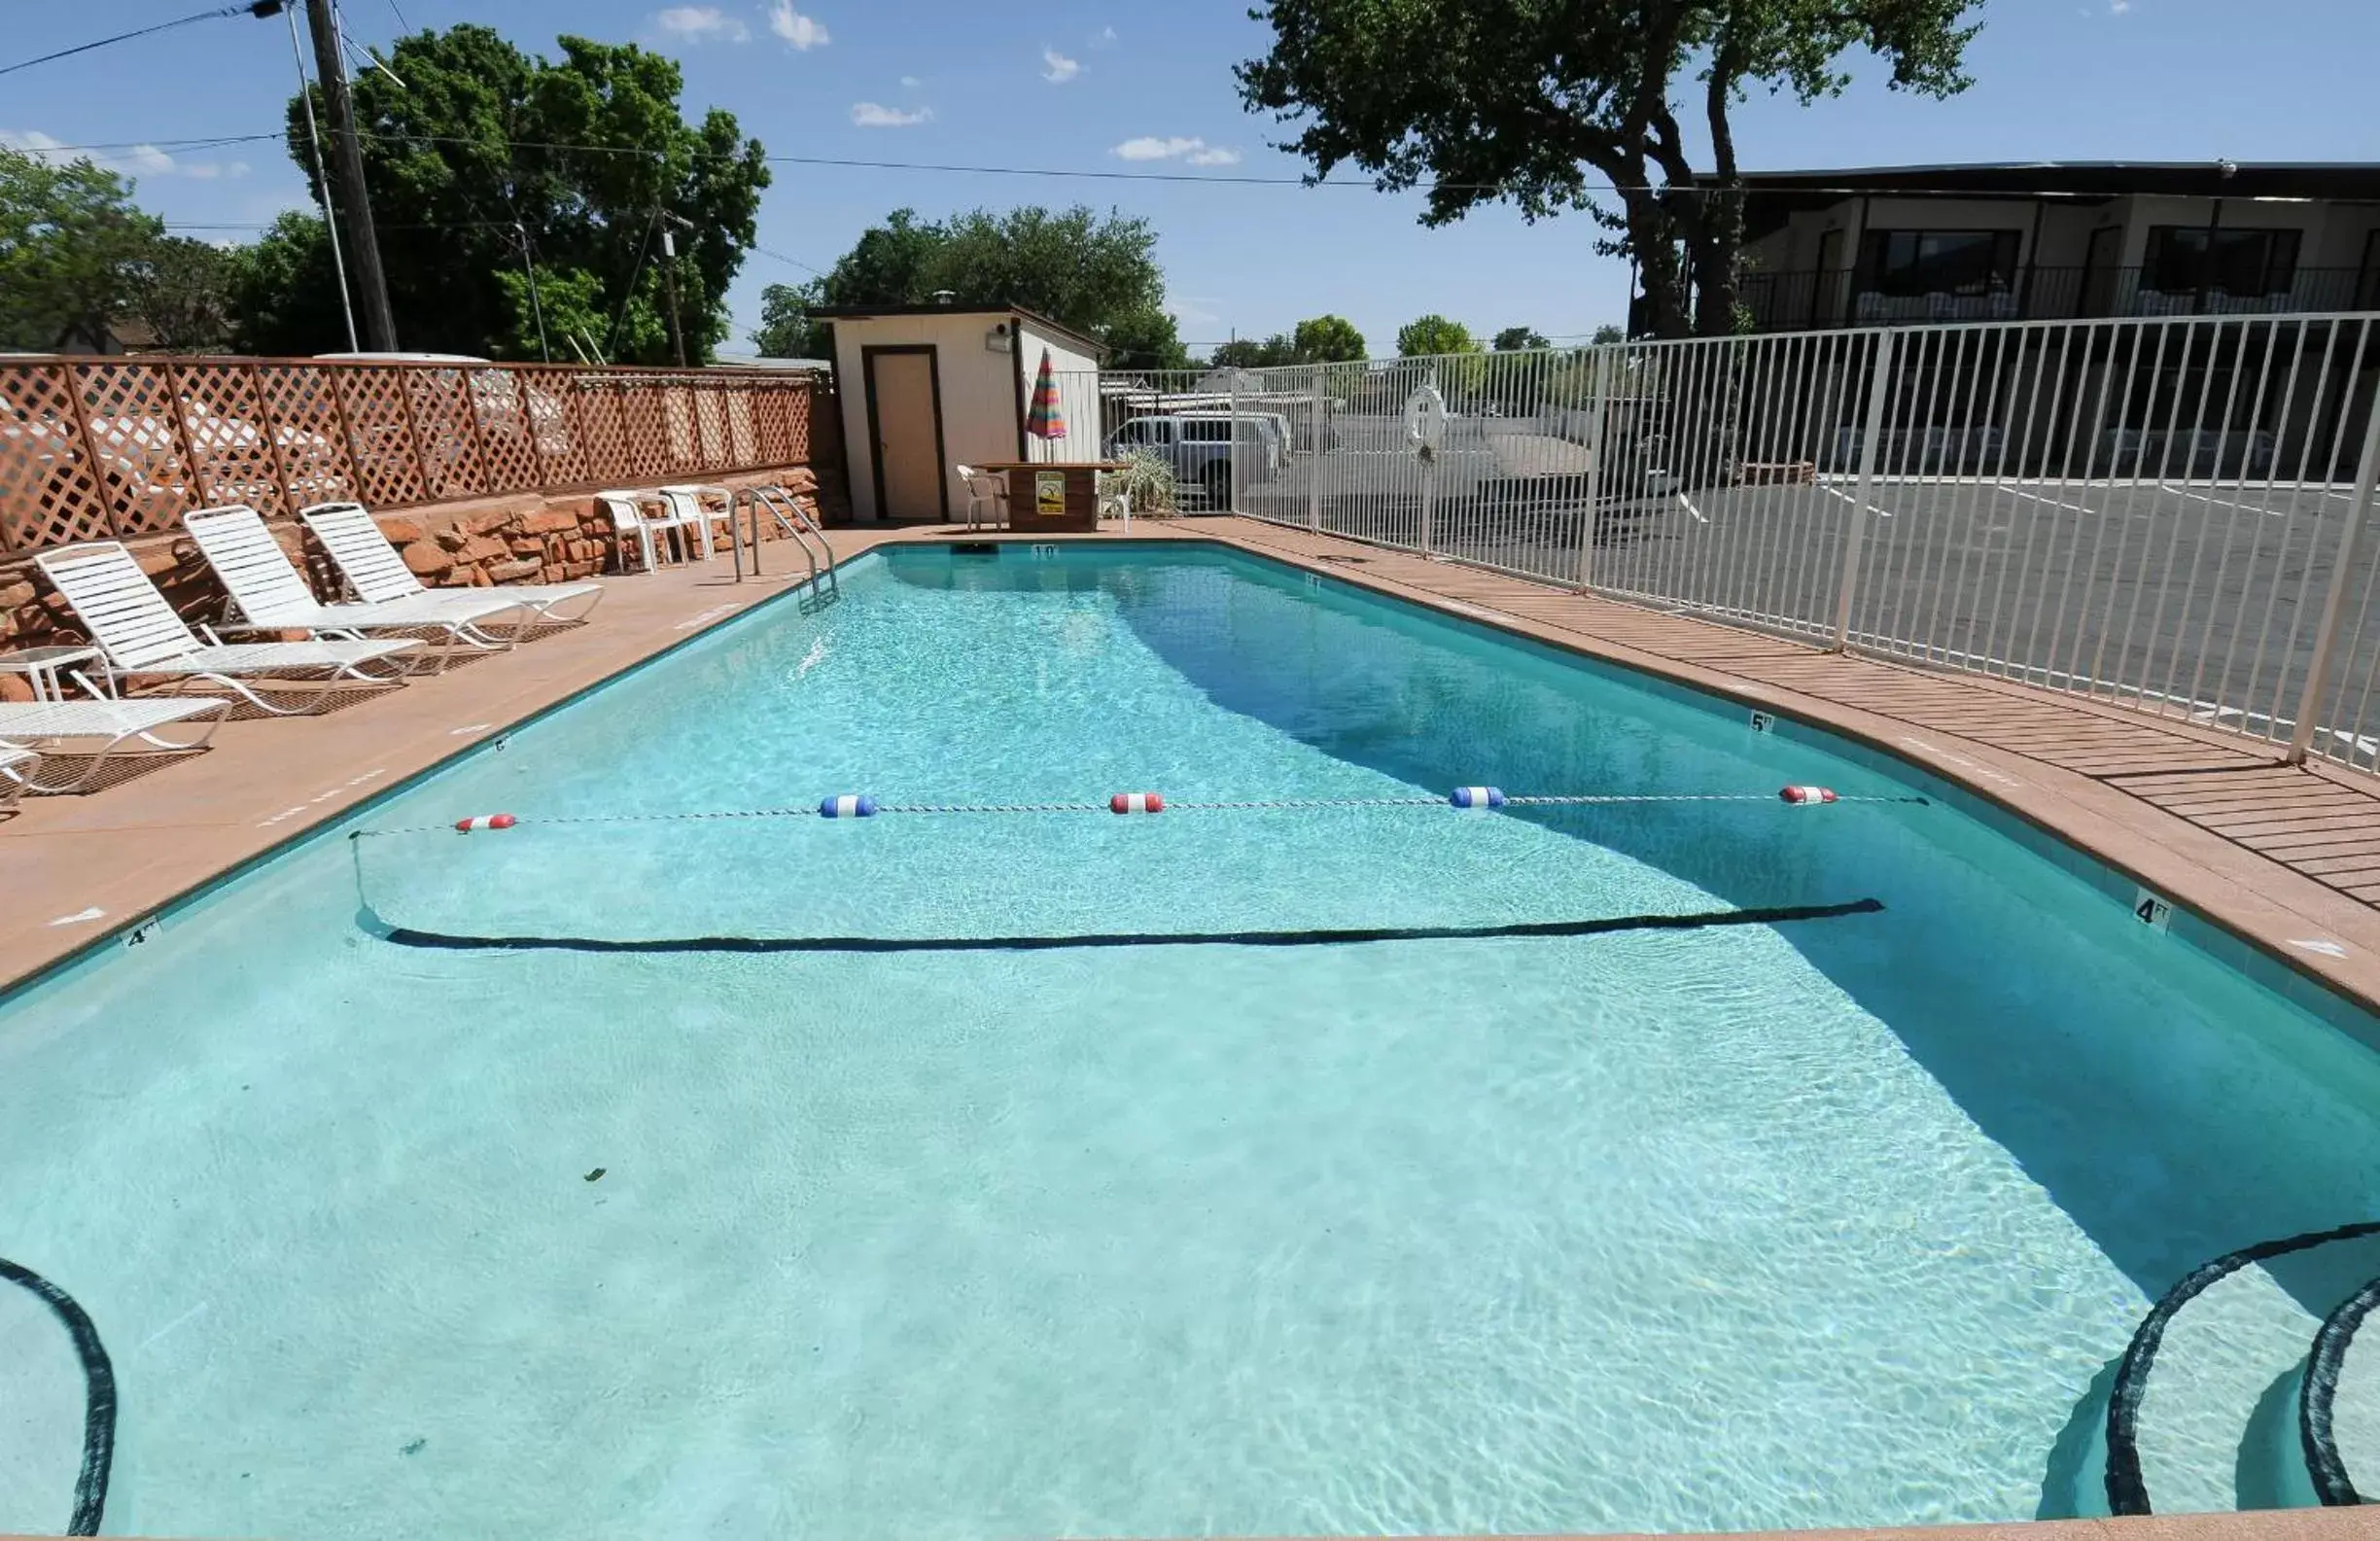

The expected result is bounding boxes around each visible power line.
[0,2,281,80]
[749,242,829,279]
[31,123,2259,204]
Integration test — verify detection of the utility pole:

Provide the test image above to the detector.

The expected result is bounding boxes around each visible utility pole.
[660,217,691,368]
[305,0,398,350]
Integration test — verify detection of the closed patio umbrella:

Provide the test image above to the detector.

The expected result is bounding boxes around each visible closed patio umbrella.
[1025,347,1068,453]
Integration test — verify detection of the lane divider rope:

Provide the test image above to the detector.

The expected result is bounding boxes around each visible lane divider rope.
[350,785,1928,839]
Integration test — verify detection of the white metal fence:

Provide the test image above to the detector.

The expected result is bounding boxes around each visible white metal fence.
[1085,312,2380,772]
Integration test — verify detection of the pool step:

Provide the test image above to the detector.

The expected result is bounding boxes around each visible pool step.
[2303,1269,2380,1504]
[2102,1226,2380,1516]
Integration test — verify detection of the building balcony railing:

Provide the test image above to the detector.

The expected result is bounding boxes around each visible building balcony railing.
[1735,265,2380,332]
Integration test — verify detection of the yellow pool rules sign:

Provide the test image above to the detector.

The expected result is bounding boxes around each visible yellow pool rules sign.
[1034,471,1067,516]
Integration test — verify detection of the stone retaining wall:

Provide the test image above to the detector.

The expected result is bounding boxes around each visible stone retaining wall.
[0,464,844,695]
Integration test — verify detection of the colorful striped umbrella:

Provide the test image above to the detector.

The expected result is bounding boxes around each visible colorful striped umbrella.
[1025,347,1068,440]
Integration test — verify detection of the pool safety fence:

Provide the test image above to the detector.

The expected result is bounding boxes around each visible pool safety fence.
[1089,310,2380,773]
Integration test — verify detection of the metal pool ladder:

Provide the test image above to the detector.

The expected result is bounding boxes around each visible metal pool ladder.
[733,485,841,610]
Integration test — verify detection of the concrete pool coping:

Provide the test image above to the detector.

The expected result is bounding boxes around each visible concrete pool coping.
[6,521,2380,1537]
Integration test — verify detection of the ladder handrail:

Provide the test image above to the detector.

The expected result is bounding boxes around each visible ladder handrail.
[750,484,837,598]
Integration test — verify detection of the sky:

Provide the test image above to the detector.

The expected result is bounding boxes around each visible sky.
[6,0,2380,358]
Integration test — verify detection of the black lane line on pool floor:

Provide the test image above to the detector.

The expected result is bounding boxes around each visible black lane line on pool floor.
[0,1256,116,1536]
[2301,1266,2380,1505]
[362,897,1886,955]
[2105,1218,2380,1516]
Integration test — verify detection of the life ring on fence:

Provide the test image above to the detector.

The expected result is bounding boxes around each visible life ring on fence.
[1403,383,1448,460]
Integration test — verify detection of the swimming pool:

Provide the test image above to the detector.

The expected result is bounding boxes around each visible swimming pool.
[5,541,2380,1538]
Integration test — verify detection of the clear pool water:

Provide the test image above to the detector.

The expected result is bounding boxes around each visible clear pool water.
[6,543,2380,1539]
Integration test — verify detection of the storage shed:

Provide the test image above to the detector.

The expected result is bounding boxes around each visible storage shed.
[812,302,1104,521]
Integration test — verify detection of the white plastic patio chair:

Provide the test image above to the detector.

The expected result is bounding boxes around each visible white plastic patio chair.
[0,696,229,793]
[957,466,1008,530]
[298,503,603,621]
[595,489,688,573]
[186,505,536,667]
[655,484,736,558]
[33,543,421,716]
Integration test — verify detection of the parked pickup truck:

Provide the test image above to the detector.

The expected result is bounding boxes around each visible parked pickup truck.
[1104,412,1286,510]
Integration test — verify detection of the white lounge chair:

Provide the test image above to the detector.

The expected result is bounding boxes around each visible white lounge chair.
[0,744,35,814]
[655,484,736,558]
[186,505,536,666]
[0,696,229,792]
[33,543,421,716]
[298,502,604,623]
[595,489,693,573]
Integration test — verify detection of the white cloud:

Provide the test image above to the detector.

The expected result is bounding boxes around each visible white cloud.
[1041,47,1080,83]
[1112,135,1203,161]
[656,6,750,42]
[851,101,931,127]
[2,129,175,178]
[768,2,828,48]
[899,74,922,88]
[1112,135,1241,166]
[2109,0,2130,10]
[1092,24,1118,48]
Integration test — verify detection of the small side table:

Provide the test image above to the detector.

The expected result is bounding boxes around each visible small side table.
[0,646,103,703]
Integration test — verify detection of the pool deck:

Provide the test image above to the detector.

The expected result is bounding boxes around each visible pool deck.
[8,516,2380,1012]
[9,524,2380,1539]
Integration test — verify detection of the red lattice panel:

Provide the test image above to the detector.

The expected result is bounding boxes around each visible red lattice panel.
[663,387,696,471]
[725,389,758,466]
[783,382,814,462]
[468,370,540,494]
[692,386,729,468]
[253,365,357,513]
[629,386,673,478]
[571,379,631,486]
[75,363,192,536]
[337,368,427,506]
[520,373,588,486]
[175,365,286,518]
[0,364,110,553]
[407,369,484,499]
[745,385,787,465]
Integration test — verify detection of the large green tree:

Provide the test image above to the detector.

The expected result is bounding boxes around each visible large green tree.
[258,24,769,362]
[228,211,350,355]
[1395,314,1476,358]
[1208,315,1366,369]
[1240,0,1978,337]
[1492,326,1551,352]
[1291,314,1366,362]
[754,204,1188,369]
[751,279,829,359]
[0,147,166,351]
[128,236,238,352]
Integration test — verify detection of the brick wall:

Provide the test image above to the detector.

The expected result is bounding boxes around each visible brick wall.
[0,463,847,697]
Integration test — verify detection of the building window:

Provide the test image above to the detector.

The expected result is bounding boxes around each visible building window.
[2143,226,2301,297]
[1856,229,2021,297]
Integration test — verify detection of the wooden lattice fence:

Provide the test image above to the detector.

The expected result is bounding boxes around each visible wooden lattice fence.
[0,357,825,556]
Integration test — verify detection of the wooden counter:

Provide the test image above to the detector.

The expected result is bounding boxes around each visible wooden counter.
[974,461,1123,533]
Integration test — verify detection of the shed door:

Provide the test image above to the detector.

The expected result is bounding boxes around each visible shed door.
[865,346,946,520]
